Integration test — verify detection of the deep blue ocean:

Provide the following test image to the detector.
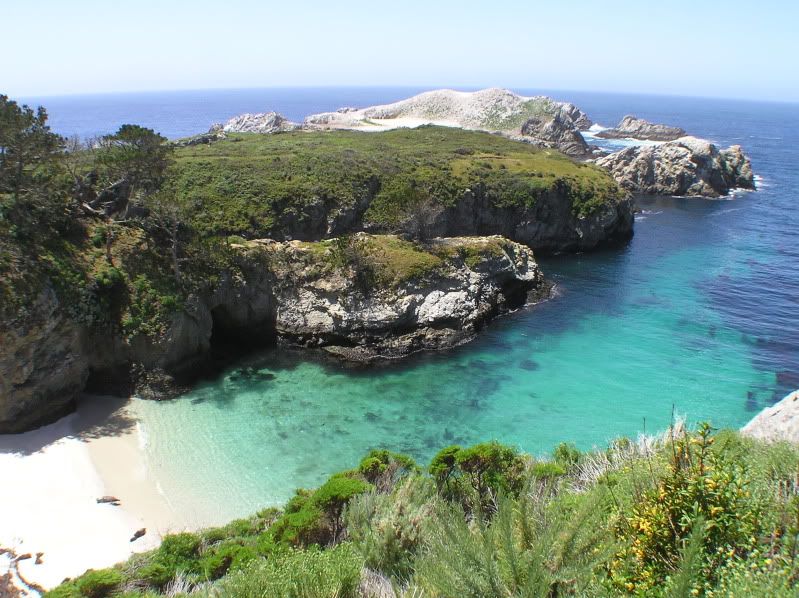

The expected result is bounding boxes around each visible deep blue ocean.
[21,87,799,523]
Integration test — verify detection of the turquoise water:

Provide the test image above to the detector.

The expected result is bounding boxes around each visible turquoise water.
[46,89,793,526]
[133,195,778,525]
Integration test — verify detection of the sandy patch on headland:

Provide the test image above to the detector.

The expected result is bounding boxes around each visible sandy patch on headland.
[0,396,184,590]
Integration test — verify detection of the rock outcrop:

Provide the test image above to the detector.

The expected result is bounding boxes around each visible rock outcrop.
[304,88,592,132]
[516,114,591,157]
[741,390,799,443]
[220,111,299,134]
[0,235,546,432]
[596,115,686,141]
[596,137,755,197]
[266,235,545,361]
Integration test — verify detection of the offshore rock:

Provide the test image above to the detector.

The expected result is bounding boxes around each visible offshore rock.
[596,136,754,197]
[596,115,686,141]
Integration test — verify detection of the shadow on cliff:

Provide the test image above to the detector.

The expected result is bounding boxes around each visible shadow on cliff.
[0,395,137,455]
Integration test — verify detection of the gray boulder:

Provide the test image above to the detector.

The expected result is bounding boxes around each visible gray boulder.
[596,137,754,197]
[517,113,591,157]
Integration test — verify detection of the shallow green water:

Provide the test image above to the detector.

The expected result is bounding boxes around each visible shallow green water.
[132,198,773,525]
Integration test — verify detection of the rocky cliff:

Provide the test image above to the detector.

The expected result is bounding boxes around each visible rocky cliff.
[595,137,755,197]
[0,235,545,433]
[596,115,686,141]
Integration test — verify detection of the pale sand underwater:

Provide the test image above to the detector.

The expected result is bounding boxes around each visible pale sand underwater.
[0,396,197,590]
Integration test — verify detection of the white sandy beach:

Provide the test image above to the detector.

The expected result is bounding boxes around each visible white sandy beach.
[0,396,186,591]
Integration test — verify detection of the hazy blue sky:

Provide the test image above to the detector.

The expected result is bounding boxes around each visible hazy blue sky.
[4,0,797,101]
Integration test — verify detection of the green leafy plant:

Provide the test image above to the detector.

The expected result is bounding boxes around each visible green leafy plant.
[609,423,763,594]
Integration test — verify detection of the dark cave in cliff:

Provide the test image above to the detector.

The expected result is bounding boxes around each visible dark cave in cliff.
[208,305,277,361]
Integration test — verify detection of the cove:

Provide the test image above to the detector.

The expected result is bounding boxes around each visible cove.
[130,194,776,527]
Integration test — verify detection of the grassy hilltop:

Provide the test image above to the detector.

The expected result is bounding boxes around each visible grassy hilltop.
[169,126,622,237]
[46,425,799,597]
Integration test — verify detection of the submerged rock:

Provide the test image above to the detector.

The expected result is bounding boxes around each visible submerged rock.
[596,115,686,141]
[741,390,799,443]
[596,136,754,197]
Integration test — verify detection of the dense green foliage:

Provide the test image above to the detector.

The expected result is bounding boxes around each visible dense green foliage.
[1,93,623,347]
[168,126,624,238]
[46,426,799,597]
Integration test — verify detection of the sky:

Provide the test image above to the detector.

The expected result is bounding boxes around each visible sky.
[4,0,798,101]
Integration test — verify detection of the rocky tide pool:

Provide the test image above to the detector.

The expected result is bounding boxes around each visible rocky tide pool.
[47,89,794,526]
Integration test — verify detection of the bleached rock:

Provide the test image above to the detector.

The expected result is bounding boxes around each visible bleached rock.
[742,390,799,443]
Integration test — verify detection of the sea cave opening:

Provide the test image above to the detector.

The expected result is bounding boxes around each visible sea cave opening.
[208,305,277,363]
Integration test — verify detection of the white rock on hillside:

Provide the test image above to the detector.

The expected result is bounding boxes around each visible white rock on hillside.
[742,390,799,443]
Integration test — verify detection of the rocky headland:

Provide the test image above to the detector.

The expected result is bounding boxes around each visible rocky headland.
[218,89,755,197]
[0,234,545,433]
[0,89,757,434]
[595,115,687,141]
[595,136,755,197]
[221,88,595,157]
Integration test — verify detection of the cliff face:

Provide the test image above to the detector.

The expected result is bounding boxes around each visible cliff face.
[0,287,87,432]
[0,235,545,432]
[264,185,634,255]
[437,187,633,253]
[595,137,755,197]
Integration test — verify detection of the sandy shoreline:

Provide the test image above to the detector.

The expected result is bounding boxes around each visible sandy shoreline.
[0,395,187,591]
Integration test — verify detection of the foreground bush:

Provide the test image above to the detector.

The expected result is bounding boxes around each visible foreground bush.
[46,429,799,597]
[198,544,363,598]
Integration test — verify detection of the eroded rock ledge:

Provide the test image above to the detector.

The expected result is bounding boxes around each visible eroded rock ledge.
[0,235,546,433]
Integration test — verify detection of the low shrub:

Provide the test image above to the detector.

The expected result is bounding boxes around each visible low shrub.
[608,423,764,594]
[430,441,527,510]
[204,543,364,598]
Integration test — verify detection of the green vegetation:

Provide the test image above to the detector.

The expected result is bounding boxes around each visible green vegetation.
[1,94,622,347]
[169,126,624,237]
[46,425,799,597]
